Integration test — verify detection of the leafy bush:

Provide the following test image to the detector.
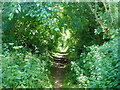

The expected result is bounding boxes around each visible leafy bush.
[2,2,62,54]
[2,43,53,88]
[65,32,119,88]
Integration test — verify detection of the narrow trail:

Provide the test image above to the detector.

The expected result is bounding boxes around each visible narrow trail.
[51,52,68,88]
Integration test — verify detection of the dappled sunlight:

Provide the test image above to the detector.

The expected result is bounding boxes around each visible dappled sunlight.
[57,29,71,52]
[2,2,118,88]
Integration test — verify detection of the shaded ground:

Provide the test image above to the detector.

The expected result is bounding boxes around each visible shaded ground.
[51,53,68,88]
[52,65,65,88]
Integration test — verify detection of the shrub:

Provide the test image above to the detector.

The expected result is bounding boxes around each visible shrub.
[67,34,119,88]
[2,43,53,88]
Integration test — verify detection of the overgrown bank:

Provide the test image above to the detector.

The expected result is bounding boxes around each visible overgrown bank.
[63,31,119,88]
[2,43,53,88]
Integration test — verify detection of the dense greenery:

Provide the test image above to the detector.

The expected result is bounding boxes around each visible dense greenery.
[2,44,52,88]
[2,2,119,88]
[62,2,119,88]
[63,34,119,88]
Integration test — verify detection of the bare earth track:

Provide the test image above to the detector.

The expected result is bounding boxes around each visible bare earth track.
[51,53,68,89]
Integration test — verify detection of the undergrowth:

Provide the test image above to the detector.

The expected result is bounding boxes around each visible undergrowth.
[2,43,53,88]
[63,36,119,88]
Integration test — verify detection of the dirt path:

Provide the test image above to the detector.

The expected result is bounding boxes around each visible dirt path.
[52,65,64,88]
[51,53,68,88]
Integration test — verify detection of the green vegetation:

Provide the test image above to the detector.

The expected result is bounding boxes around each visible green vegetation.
[2,44,52,88]
[63,34,119,88]
[1,2,119,88]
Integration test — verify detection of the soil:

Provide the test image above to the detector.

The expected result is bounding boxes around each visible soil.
[51,53,68,89]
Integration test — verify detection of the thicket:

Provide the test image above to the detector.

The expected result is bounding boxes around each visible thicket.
[62,2,119,88]
[63,33,119,88]
[2,44,52,88]
[1,2,119,88]
[2,2,61,88]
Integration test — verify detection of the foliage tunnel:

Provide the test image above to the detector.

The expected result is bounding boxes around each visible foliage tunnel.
[1,2,119,88]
